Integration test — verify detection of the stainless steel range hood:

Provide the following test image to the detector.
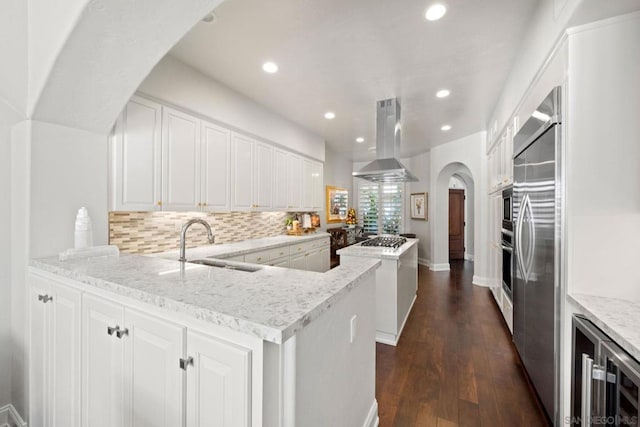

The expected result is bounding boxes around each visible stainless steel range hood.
[352,98,417,183]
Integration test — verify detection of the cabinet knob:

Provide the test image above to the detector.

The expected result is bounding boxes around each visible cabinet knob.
[38,294,52,303]
[179,356,194,371]
[157,201,162,206]
[203,203,208,207]
[116,327,129,339]
[107,326,117,336]
[197,202,202,207]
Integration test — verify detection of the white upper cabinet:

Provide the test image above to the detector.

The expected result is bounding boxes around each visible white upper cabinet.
[231,133,254,211]
[253,142,273,210]
[201,121,231,212]
[162,107,201,211]
[287,154,303,211]
[111,96,325,213]
[272,149,290,210]
[303,159,324,211]
[111,96,162,211]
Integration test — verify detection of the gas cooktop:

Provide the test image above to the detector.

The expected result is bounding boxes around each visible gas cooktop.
[360,236,407,249]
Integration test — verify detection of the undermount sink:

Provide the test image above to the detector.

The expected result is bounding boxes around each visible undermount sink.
[188,258,262,273]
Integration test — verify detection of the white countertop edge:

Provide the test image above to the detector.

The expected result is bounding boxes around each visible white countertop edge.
[154,232,331,261]
[29,255,380,344]
[568,293,640,362]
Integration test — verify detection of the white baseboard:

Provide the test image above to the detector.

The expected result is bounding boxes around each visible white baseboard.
[0,405,27,427]
[472,276,492,287]
[363,399,379,427]
[418,257,430,267]
[429,262,450,271]
[464,254,474,261]
[375,295,417,346]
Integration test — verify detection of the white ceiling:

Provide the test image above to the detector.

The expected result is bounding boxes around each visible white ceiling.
[170,0,539,161]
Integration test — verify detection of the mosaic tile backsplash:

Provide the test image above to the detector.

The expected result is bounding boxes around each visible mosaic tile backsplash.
[109,211,290,254]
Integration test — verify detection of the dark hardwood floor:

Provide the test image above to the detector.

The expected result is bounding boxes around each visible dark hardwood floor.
[376,260,549,426]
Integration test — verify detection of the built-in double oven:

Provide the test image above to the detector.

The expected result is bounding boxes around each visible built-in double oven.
[501,187,513,301]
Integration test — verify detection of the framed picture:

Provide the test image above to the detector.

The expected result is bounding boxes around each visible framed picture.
[410,192,427,220]
[326,186,349,223]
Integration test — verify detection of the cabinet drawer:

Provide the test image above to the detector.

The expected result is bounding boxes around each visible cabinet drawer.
[291,238,329,255]
[244,250,271,264]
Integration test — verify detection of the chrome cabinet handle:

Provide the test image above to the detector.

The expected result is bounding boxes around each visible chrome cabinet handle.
[179,356,194,370]
[501,245,513,253]
[107,326,117,336]
[116,327,129,339]
[581,354,593,425]
[38,294,53,303]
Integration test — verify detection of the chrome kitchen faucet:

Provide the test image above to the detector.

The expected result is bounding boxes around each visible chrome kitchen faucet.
[179,219,215,262]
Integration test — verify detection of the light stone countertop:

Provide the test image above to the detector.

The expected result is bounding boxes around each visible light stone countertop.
[154,232,330,261]
[31,252,379,344]
[337,238,419,260]
[569,293,640,362]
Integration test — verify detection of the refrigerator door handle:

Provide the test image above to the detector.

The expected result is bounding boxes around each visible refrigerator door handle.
[524,195,535,282]
[582,353,594,425]
[515,193,529,281]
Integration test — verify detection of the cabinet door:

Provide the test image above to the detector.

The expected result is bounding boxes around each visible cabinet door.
[319,246,330,272]
[50,283,82,427]
[162,107,201,211]
[29,277,50,427]
[231,134,254,211]
[201,121,231,212]
[303,159,323,211]
[124,309,185,427]
[186,331,251,427]
[253,142,273,210]
[287,154,303,211]
[290,254,307,271]
[112,96,162,211]
[272,149,289,210]
[82,294,126,427]
[268,257,290,268]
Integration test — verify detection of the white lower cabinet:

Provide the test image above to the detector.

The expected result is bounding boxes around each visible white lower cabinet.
[83,295,185,427]
[29,274,82,427]
[30,271,257,427]
[186,331,251,427]
[290,253,307,270]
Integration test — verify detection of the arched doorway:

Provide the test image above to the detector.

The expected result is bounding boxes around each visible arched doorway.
[430,162,476,272]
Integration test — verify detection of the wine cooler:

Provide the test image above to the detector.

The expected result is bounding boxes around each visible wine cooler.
[572,315,640,426]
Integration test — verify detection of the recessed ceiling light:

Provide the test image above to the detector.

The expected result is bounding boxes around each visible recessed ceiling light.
[425,3,447,21]
[324,112,336,120]
[441,124,452,131]
[262,62,278,74]
[356,137,365,143]
[436,89,450,98]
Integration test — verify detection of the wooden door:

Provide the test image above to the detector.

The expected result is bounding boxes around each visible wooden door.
[449,189,465,260]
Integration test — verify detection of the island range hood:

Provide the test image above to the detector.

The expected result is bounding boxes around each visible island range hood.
[352,98,417,183]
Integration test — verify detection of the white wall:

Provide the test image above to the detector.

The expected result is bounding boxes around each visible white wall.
[566,13,640,300]
[322,146,353,229]
[30,121,109,257]
[0,124,12,408]
[138,55,326,161]
[0,0,27,115]
[406,152,430,263]
[430,132,488,283]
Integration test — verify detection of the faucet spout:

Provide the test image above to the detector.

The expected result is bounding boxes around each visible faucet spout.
[179,219,215,263]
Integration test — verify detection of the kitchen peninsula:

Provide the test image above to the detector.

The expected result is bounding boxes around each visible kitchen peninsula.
[28,248,380,427]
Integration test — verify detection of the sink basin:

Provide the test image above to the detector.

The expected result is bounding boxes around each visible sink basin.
[188,259,262,273]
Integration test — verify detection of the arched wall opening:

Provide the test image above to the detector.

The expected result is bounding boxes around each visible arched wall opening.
[430,162,476,272]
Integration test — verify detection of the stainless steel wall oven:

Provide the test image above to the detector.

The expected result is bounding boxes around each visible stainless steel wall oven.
[501,187,513,300]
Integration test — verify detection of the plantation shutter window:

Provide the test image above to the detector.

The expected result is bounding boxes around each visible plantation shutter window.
[357,182,404,234]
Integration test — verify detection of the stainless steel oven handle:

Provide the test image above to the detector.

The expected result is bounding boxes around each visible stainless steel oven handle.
[501,228,513,237]
[582,353,593,425]
[501,245,513,253]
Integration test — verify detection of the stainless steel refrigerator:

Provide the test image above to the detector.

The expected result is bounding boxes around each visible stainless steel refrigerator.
[512,86,563,424]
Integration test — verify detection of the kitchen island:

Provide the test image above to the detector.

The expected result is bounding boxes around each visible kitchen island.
[338,237,418,346]
[28,251,380,427]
